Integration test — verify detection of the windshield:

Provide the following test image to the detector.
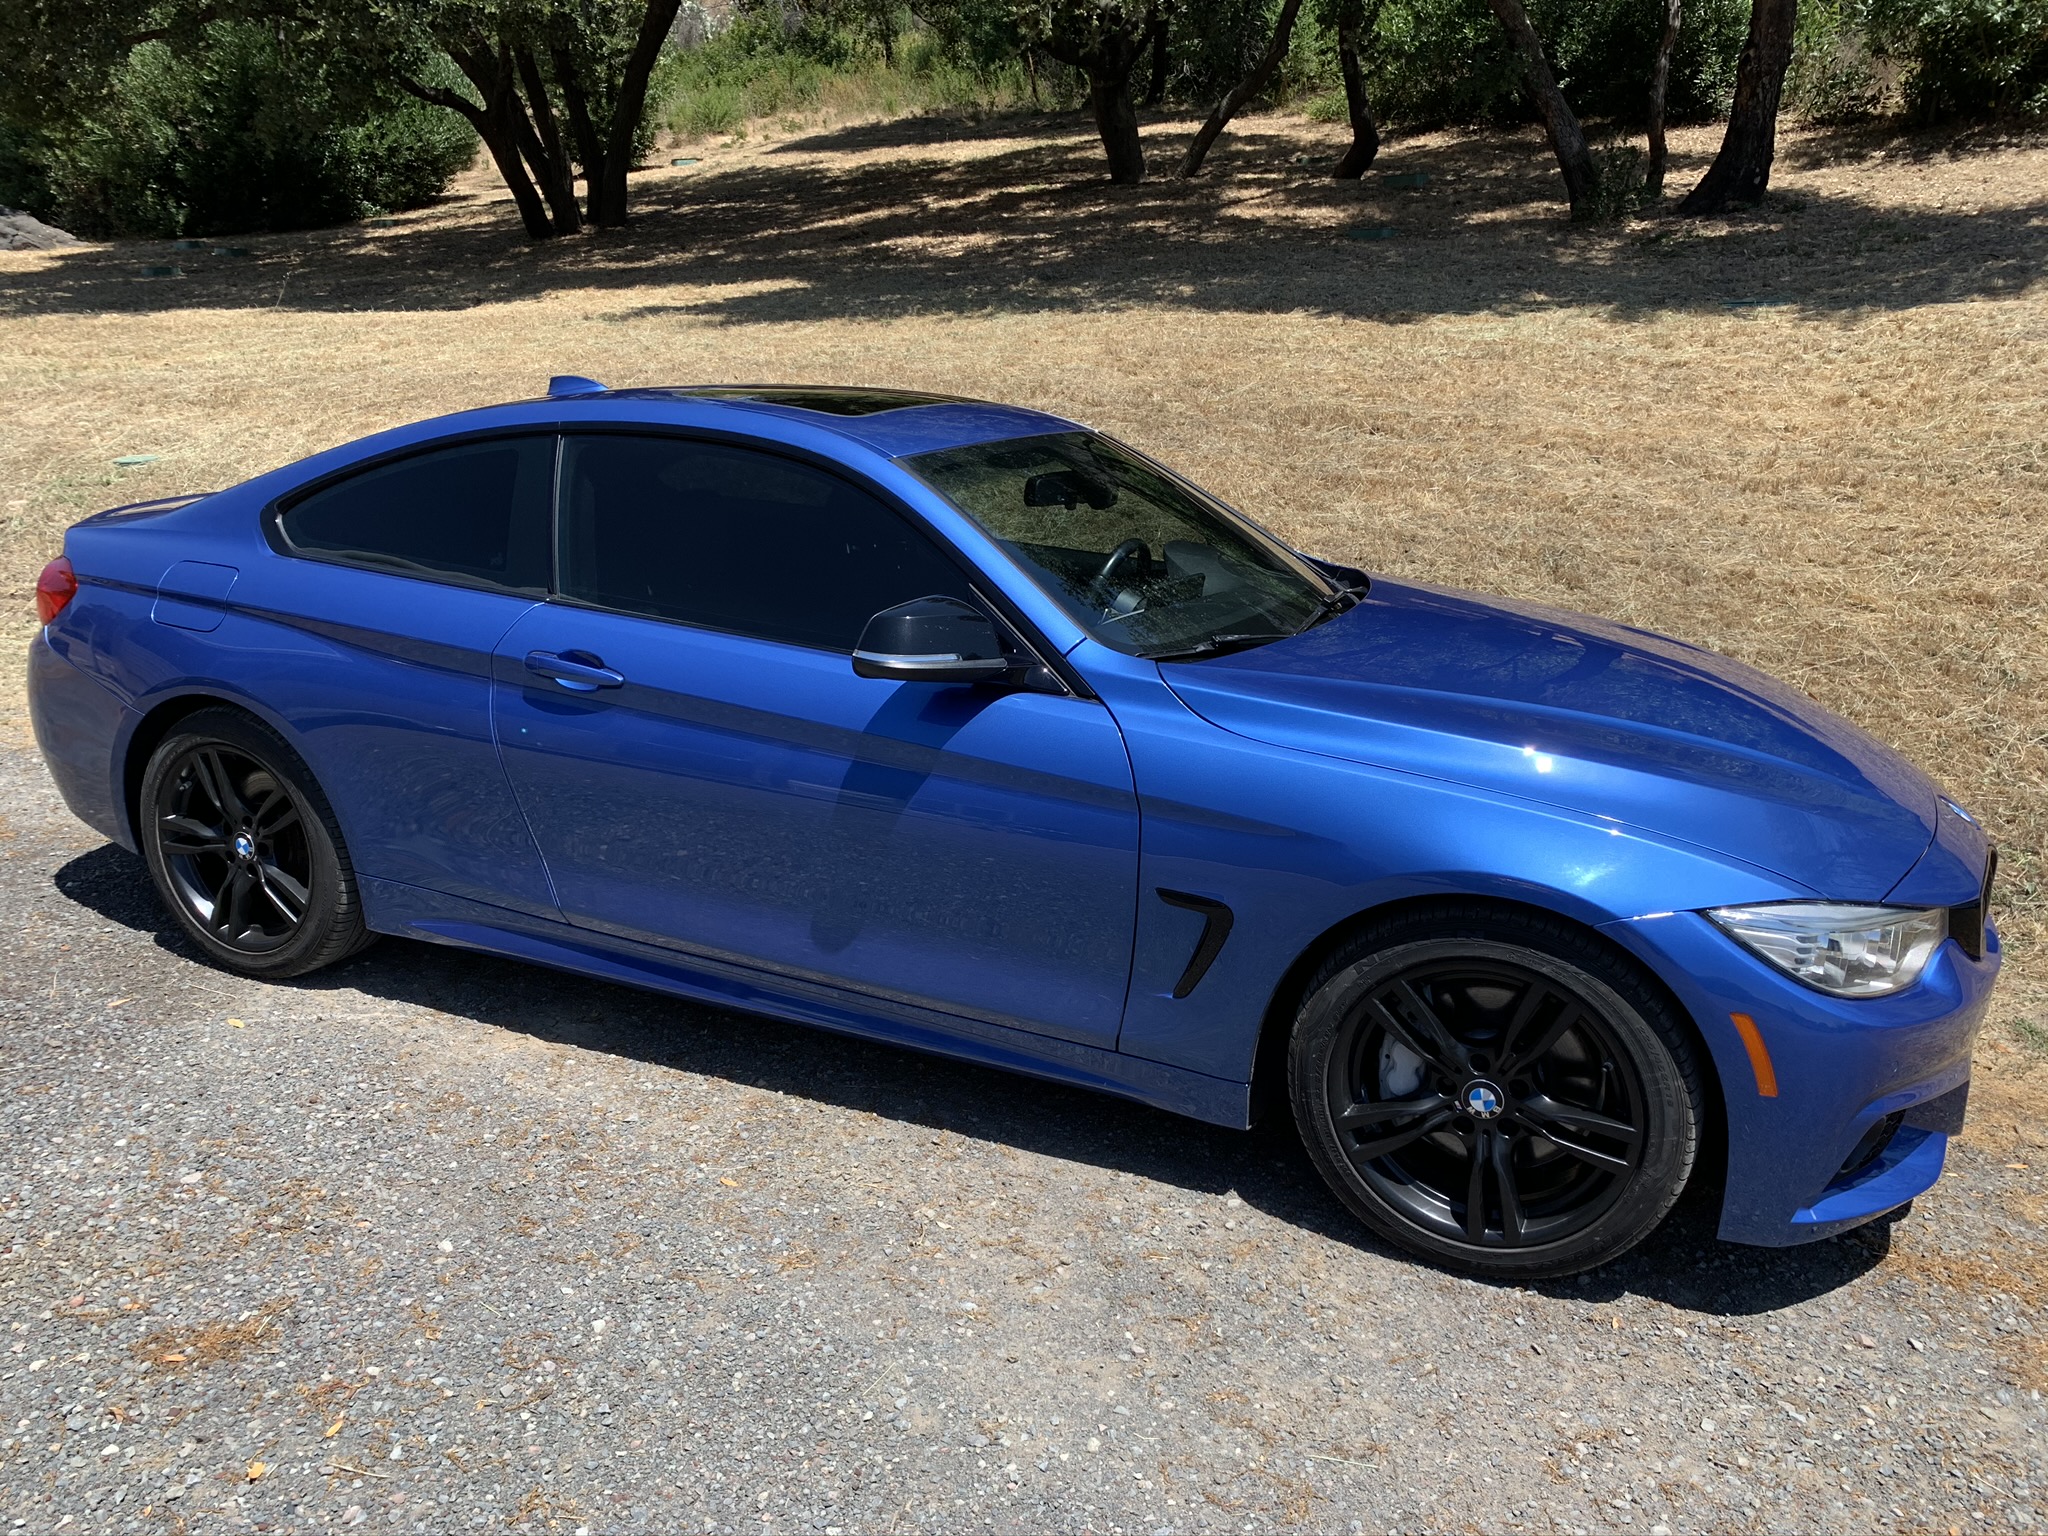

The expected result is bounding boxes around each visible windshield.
[904,431,1334,658]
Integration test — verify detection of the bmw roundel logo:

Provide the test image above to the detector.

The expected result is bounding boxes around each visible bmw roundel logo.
[232,832,256,862]
[1463,1080,1505,1119]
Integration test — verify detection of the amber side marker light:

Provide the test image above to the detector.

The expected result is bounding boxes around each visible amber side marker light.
[35,556,76,625]
[1729,1012,1780,1098]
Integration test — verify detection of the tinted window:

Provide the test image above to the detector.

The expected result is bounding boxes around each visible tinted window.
[558,435,973,650]
[279,436,554,592]
[906,431,1331,658]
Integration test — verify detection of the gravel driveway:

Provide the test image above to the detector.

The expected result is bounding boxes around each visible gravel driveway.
[2,738,2043,1535]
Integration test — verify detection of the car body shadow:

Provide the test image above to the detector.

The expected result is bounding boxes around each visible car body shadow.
[55,840,1888,1310]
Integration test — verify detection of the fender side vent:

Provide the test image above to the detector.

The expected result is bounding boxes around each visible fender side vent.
[1156,890,1235,999]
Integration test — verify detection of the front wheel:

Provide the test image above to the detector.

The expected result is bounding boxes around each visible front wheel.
[1289,906,1704,1278]
[139,707,374,979]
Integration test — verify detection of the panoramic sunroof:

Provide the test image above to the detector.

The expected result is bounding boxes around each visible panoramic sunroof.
[663,386,969,417]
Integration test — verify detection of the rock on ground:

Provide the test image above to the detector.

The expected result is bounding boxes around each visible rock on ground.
[0,208,81,252]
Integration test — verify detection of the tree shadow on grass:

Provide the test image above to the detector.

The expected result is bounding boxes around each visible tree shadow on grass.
[0,118,2039,326]
[56,839,1887,1312]
[763,107,1132,155]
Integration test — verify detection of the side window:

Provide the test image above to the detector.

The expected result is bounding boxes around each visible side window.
[278,436,554,593]
[558,434,975,650]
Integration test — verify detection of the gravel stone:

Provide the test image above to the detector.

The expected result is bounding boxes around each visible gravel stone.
[1,741,2042,1533]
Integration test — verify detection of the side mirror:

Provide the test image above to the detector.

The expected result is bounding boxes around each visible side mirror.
[852,596,1010,684]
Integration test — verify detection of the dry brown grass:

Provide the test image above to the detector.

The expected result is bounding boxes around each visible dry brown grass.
[0,110,2042,1029]
[130,1297,292,1371]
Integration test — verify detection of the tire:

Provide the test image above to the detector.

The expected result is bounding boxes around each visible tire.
[1289,904,1704,1279]
[138,707,375,979]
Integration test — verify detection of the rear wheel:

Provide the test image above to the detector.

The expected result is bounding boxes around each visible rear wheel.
[139,708,373,979]
[1289,906,1703,1278]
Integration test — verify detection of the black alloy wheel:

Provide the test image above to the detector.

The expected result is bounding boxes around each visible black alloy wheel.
[156,742,311,952]
[139,708,373,979]
[1291,907,1703,1278]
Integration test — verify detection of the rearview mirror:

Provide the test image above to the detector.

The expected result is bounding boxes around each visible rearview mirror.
[1023,471,1118,510]
[852,596,1010,684]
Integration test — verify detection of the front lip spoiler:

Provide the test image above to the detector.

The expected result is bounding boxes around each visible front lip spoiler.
[1789,1125,1946,1232]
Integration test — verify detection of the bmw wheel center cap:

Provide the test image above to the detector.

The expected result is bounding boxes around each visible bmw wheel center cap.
[1463,1080,1505,1119]
[232,832,256,862]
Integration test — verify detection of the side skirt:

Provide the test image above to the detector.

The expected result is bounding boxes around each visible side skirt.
[361,877,1252,1129]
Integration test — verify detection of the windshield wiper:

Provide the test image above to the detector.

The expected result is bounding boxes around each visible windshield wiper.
[1144,632,1287,662]
[1294,583,1366,635]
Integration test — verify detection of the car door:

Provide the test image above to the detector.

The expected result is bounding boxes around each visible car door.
[257,432,559,917]
[490,431,1140,1048]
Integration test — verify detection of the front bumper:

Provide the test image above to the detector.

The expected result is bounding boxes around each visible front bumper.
[1603,908,1999,1246]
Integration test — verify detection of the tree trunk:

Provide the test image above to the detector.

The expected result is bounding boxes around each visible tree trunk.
[1645,0,1682,196]
[434,47,558,240]
[1330,0,1382,178]
[591,0,684,227]
[872,0,896,68]
[1676,0,1796,215]
[1180,0,1306,177]
[513,47,582,234]
[1089,68,1146,184]
[552,44,608,226]
[1483,0,1597,216]
[1043,24,1148,182]
[1142,8,1168,108]
[1024,47,1041,109]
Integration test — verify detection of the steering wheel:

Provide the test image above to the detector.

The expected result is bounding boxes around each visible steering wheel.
[1097,538,1151,588]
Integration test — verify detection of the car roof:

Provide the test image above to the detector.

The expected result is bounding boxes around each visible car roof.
[555,384,1082,459]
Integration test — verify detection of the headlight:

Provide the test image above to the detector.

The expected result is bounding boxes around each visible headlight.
[1706,902,1948,997]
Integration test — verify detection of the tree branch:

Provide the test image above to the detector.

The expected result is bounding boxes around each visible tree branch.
[396,74,486,127]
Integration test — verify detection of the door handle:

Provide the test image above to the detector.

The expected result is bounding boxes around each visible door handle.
[525,649,626,692]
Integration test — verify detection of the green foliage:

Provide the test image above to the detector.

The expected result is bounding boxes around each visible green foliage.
[1301,86,1351,119]
[651,0,1751,132]
[1584,141,1649,219]
[651,4,1039,139]
[3,23,475,238]
[1787,0,1890,120]
[1169,0,1295,103]
[1341,0,1750,128]
[0,122,56,215]
[1867,0,2048,118]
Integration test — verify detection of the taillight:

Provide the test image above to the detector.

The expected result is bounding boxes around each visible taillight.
[35,556,77,625]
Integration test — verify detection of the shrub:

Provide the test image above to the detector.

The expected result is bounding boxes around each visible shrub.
[19,24,475,239]
[1788,0,1894,119]
[1351,0,1753,127]
[650,5,1037,140]
[0,121,54,214]
[1867,0,2048,119]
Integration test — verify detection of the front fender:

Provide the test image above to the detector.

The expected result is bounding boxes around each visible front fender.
[1085,650,1816,1087]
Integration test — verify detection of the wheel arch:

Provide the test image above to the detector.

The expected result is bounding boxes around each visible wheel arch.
[1246,893,1728,1182]
[120,689,299,849]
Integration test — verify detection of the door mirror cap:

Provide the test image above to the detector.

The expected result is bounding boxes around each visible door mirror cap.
[852,596,1011,684]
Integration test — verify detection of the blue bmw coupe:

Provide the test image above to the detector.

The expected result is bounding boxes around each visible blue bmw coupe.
[29,382,2000,1276]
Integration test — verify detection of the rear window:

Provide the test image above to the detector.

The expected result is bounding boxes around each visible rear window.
[278,436,554,592]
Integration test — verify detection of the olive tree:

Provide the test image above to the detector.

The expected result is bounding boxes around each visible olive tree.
[1017,0,1156,181]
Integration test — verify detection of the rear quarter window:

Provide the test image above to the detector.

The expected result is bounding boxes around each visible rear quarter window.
[277,436,554,593]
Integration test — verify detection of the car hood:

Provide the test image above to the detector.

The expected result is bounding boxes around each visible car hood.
[1160,577,1940,901]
